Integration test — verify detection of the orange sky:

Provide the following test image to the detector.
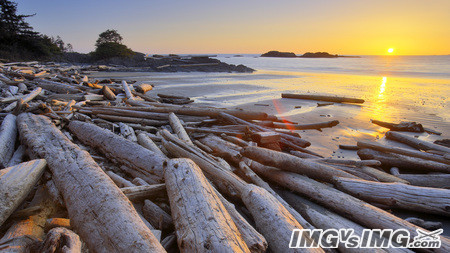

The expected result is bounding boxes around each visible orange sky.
[20,0,450,55]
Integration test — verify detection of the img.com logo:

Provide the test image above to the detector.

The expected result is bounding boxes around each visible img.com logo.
[289,228,443,249]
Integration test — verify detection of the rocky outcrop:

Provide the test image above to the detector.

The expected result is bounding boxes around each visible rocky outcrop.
[300,52,338,58]
[260,51,297,58]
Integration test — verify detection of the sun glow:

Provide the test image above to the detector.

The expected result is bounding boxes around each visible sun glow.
[387,48,394,54]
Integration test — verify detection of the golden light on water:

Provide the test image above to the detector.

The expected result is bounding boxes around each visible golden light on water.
[371,76,389,122]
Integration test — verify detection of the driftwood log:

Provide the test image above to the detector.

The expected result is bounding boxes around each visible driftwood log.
[164,159,251,253]
[0,114,17,168]
[386,131,450,153]
[39,227,81,253]
[17,113,165,252]
[68,120,166,183]
[281,93,364,104]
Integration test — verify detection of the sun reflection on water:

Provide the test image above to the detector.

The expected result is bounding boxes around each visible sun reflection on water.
[371,76,390,123]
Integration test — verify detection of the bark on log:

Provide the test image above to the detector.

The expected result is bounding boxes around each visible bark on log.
[358,148,450,173]
[68,120,166,182]
[143,200,173,231]
[0,159,47,226]
[334,177,450,216]
[357,141,450,165]
[164,159,251,253]
[247,163,450,252]
[168,112,193,144]
[386,131,450,153]
[18,113,165,253]
[281,93,364,104]
[0,114,17,168]
[242,146,359,183]
[39,227,81,253]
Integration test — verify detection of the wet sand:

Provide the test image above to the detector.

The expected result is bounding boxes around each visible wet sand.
[90,70,450,159]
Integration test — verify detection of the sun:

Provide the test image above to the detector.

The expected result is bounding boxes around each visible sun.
[387,48,394,54]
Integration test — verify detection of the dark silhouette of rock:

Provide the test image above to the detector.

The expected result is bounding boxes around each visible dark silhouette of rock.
[260,51,297,58]
[300,52,338,58]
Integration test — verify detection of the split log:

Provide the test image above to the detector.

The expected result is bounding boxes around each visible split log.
[0,114,17,168]
[68,121,166,182]
[106,171,135,188]
[7,145,26,167]
[247,163,450,252]
[164,159,251,252]
[371,120,424,132]
[273,120,339,130]
[122,80,134,100]
[358,148,450,173]
[96,114,168,126]
[137,133,167,158]
[386,131,450,153]
[334,177,450,216]
[395,173,450,189]
[18,113,165,252]
[282,93,364,103]
[36,80,80,94]
[136,83,153,93]
[39,227,81,253]
[143,200,174,231]
[168,112,193,144]
[121,184,166,202]
[102,85,116,100]
[241,146,359,183]
[0,159,47,226]
[357,140,450,165]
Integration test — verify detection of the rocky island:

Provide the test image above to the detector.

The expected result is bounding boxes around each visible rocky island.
[260,50,351,58]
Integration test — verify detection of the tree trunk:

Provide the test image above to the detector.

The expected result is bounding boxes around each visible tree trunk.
[68,120,166,182]
[0,114,17,168]
[164,159,250,253]
[242,146,359,183]
[386,131,450,153]
[334,177,450,216]
[247,162,450,252]
[17,113,166,253]
[0,159,47,226]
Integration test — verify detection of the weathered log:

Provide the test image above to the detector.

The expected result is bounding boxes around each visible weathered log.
[358,148,450,173]
[143,200,174,231]
[404,218,442,231]
[395,173,450,189]
[339,144,359,150]
[357,140,450,165]
[136,83,153,93]
[68,120,166,182]
[386,131,450,153]
[121,184,166,202]
[20,87,42,104]
[96,114,169,126]
[313,158,381,167]
[242,146,359,183]
[102,85,116,100]
[185,126,245,136]
[290,150,320,159]
[39,227,81,253]
[0,114,17,168]
[122,80,134,100]
[247,163,450,252]
[164,159,251,252]
[7,145,26,167]
[168,112,193,144]
[80,107,169,120]
[273,120,339,130]
[193,140,214,153]
[282,93,364,104]
[0,159,47,226]
[221,133,250,147]
[335,177,450,216]
[36,80,80,94]
[132,177,150,186]
[18,113,165,252]
[357,166,409,183]
[45,218,71,231]
[119,122,138,142]
[137,133,167,158]
[371,120,424,132]
[199,134,242,165]
[9,205,42,219]
[106,170,135,188]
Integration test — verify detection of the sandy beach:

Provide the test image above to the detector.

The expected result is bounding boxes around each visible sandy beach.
[90,70,450,159]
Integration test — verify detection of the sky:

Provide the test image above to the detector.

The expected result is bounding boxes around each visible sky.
[16,0,450,55]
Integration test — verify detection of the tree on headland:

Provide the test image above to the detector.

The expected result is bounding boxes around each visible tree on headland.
[95,29,123,47]
[0,0,71,60]
[91,29,134,60]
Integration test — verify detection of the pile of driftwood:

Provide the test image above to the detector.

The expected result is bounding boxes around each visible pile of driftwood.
[0,61,449,253]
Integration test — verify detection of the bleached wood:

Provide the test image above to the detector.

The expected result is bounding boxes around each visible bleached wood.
[386,131,450,153]
[68,121,166,182]
[102,85,116,100]
[335,177,450,216]
[106,170,135,188]
[119,122,138,142]
[7,145,26,167]
[143,199,174,231]
[122,80,134,100]
[0,114,17,168]
[164,159,250,253]
[17,113,165,253]
[121,184,166,202]
[0,159,47,226]
[137,133,167,158]
[40,227,81,253]
[168,112,193,144]
[36,80,80,94]
[396,173,450,189]
[133,177,150,186]
[242,146,359,183]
